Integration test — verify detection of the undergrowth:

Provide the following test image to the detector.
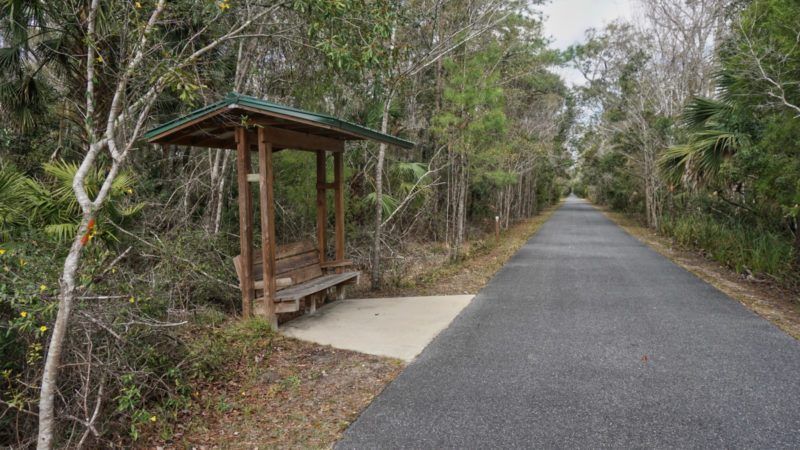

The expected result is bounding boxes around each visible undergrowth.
[660,212,795,283]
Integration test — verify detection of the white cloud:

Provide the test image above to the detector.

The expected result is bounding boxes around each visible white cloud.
[537,0,635,86]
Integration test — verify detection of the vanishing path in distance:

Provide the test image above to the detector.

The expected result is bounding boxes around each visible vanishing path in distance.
[338,196,800,449]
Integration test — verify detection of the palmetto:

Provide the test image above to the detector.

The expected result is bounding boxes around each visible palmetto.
[0,161,141,242]
[659,87,752,188]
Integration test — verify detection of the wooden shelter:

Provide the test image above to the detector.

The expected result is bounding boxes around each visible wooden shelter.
[145,93,413,328]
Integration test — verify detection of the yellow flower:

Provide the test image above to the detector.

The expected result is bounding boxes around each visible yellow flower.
[39,325,47,332]
[149,415,157,422]
[135,1,142,8]
[19,259,26,267]
[129,296,135,303]
[39,284,47,292]
[96,55,104,63]
[126,188,133,194]
[218,1,230,10]
[0,249,6,255]
[20,311,27,318]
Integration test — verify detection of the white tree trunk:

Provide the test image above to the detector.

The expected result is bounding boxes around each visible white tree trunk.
[371,97,392,290]
[37,216,91,449]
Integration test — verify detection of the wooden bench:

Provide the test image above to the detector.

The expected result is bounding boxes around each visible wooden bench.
[233,240,358,316]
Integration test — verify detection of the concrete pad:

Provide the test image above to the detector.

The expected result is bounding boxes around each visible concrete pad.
[280,295,473,361]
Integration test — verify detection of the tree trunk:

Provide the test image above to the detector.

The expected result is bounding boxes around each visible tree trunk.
[38,214,92,450]
[452,153,467,260]
[371,96,392,290]
[212,151,230,234]
[643,148,661,229]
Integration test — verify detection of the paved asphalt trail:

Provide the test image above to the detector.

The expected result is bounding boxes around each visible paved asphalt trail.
[338,196,800,449]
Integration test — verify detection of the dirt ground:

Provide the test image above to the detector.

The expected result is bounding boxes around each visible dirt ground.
[149,206,560,448]
[601,208,800,340]
[151,336,403,448]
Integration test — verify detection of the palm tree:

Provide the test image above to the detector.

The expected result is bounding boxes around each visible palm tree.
[659,96,750,188]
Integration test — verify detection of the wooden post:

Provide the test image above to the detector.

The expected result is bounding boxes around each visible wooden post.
[258,127,278,329]
[316,151,327,264]
[235,127,254,318]
[333,151,345,272]
[495,216,500,241]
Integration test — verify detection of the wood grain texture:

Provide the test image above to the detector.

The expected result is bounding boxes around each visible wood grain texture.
[235,127,254,318]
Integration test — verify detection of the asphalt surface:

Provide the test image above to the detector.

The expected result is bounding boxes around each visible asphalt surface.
[337,196,800,449]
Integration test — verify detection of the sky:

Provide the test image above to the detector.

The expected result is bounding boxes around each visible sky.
[536,0,636,86]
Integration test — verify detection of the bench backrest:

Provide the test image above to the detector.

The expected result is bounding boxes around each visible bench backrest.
[233,240,322,291]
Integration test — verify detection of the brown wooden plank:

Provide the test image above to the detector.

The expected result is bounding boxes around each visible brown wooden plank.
[275,250,319,275]
[235,127,254,318]
[320,260,353,269]
[250,254,318,280]
[333,151,345,271]
[148,107,228,144]
[234,104,363,142]
[258,127,278,328]
[275,300,300,314]
[254,277,291,291]
[281,264,323,287]
[244,124,345,153]
[248,241,316,265]
[169,134,236,150]
[277,240,317,260]
[275,272,359,301]
[316,151,327,265]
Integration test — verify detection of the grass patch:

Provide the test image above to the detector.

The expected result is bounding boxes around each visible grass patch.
[660,213,795,282]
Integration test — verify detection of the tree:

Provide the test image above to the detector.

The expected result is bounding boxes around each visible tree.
[27,1,275,447]
[434,47,507,259]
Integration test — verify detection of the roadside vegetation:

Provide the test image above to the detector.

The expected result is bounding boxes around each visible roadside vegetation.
[0,0,568,447]
[5,0,798,446]
[570,0,800,291]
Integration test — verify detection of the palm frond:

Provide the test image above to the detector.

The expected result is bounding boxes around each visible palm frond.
[44,222,78,242]
[658,145,693,186]
[0,164,31,229]
[365,192,399,216]
[682,97,729,129]
[395,162,428,180]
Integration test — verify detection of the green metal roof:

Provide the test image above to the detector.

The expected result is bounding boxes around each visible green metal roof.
[144,92,414,149]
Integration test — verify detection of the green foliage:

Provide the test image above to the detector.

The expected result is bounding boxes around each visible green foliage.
[434,48,508,149]
[0,161,142,243]
[575,0,800,282]
[187,319,274,382]
[662,212,794,280]
[0,164,30,235]
[660,97,751,187]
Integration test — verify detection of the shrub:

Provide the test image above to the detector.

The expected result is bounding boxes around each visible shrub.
[661,212,795,281]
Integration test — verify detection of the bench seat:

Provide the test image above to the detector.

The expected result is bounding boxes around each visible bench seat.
[275,271,359,301]
[233,240,357,316]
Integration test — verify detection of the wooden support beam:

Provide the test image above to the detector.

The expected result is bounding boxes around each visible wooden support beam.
[316,151,327,265]
[246,125,345,153]
[258,127,279,329]
[333,151,345,272]
[235,127,254,318]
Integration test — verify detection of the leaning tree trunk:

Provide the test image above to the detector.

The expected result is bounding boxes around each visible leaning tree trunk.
[38,214,92,449]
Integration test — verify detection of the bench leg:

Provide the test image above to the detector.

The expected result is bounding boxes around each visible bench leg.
[309,294,317,314]
[335,285,346,301]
